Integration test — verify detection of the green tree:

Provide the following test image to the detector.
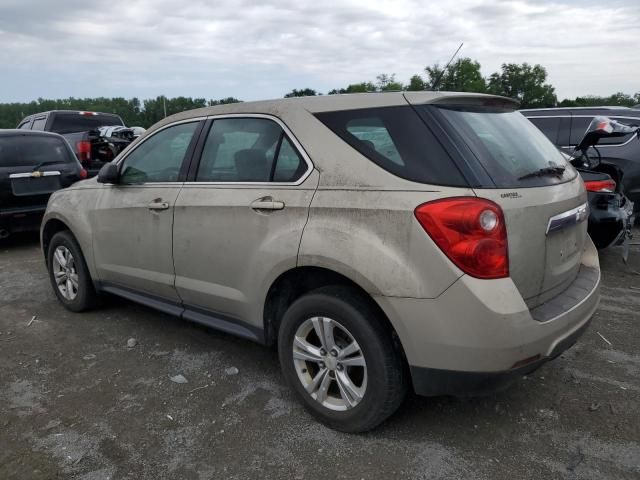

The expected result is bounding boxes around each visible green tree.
[284,88,318,98]
[328,82,376,94]
[375,74,403,91]
[425,58,486,92]
[559,92,640,108]
[405,74,426,91]
[487,63,557,108]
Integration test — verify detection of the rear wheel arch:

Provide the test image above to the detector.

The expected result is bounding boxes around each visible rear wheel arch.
[262,266,407,359]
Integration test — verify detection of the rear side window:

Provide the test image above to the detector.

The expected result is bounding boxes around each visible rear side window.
[196,118,307,183]
[50,113,124,134]
[31,117,47,130]
[528,117,560,144]
[17,120,32,130]
[315,106,465,186]
[0,135,74,167]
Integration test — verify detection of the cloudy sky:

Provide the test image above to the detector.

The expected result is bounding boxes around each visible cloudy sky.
[1,0,638,102]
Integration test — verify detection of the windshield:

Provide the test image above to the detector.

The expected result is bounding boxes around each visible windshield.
[434,106,576,188]
[50,113,124,134]
[0,135,74,167]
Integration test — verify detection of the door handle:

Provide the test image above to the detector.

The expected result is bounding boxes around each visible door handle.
[148,200,169,211]
[250,197,285,211]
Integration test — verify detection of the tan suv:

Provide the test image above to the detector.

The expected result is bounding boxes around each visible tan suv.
[41,92,600,432]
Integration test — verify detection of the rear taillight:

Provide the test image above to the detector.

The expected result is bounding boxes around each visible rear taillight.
[414,197,509,279]
[76,141,91,163]
[585,179,616,193]
[79,168,88,179]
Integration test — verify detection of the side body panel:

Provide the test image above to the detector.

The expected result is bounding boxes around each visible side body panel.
[172,170,319,326]
[90,184,182,301]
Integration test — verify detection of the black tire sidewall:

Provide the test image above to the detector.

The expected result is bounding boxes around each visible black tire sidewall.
[278,288,403,432]
[47,231,96,312]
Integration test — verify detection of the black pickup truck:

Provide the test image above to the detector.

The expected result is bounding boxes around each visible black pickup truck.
[17,110,137,176]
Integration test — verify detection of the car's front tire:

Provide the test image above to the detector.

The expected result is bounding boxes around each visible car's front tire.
[47,230,98,312]
[278,286,407,433]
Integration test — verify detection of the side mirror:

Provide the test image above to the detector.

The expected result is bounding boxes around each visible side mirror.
[97,162,119,184]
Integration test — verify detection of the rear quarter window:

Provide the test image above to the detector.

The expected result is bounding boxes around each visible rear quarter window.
[315,106,467,186]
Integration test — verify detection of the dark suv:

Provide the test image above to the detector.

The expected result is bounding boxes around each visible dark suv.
[522,107,640,211]
[0,130,85,238]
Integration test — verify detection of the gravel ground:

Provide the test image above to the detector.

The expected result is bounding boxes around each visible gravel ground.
[1,232,639,480]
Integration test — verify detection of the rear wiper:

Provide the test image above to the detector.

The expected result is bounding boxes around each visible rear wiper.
[32,160,63,171]
[518,165,565,180]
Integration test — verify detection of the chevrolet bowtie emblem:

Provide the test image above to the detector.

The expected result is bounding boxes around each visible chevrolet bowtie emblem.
[30,171,43,178]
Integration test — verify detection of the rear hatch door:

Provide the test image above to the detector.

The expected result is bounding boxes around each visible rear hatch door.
[0,133,80,210]
[409,96,588,307]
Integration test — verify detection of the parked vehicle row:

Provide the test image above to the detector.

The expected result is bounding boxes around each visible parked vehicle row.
[563,117,638,256]
[17,110,141,175]
[40,92,601,432]
[522,106,640,211]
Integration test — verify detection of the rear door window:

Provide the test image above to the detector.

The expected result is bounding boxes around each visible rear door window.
[432,105,576,188]
[315,106,466,186]
[195,118,307,183]
[50,113,124,134]
[0,135,74,167]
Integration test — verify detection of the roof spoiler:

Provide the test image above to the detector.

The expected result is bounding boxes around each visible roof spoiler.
[404,92,519,109]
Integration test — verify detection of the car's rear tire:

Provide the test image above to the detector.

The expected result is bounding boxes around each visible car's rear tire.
[47,230,98,312]
[278,286,407,433]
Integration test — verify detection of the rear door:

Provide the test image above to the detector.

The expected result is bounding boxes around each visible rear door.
[172,115,317,325]
[90,120,202,300]
[419,101,588,307]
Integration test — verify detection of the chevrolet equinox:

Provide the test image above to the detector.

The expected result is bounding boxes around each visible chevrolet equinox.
[41,92,601,432]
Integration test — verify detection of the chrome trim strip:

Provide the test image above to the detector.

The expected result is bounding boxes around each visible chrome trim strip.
[9,170,61,179]
[546,203,588,235]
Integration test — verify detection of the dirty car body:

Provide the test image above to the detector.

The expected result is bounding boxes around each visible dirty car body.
[41,92,601,432]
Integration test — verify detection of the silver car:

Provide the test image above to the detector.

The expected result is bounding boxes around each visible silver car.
[41,92,600,432]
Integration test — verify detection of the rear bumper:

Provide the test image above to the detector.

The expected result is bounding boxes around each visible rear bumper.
[409,316,592,396]
[374,237,600,396]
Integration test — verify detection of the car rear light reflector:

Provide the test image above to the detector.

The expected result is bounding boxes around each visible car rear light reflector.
[584,179,616,193]
[414,197,509,279]
[79,168,88,179]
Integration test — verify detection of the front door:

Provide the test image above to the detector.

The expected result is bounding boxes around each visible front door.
[91,120,202,300]
[172,116,317,326]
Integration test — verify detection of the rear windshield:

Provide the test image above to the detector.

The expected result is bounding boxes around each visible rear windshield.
[432,106,576,188]
[50,113,124,134]
[0,135,74,167]
[315,106,467,186]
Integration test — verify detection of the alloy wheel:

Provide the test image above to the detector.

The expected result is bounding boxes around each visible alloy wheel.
[52,245,79,301]
[292,316,367,411]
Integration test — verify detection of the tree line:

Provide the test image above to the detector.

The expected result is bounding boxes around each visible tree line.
[286,58,640,109]
[1,58,637,129]
[0,96,241,130]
